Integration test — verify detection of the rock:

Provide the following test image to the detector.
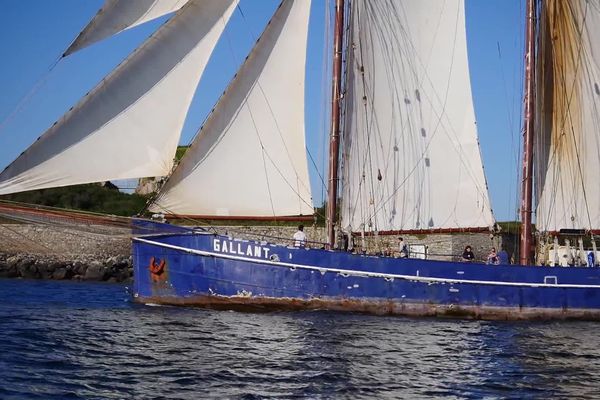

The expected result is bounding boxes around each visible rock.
[113,258,130,269]
[46,262,63,274]
[36,261,52,279]
[7,256,21,268]
[0,262,18,278]
[111,269,131,282]
[84,261,108,281]
[52,267,73,280]
[18,260,40,279]
[106,256,118,266]
[72,261,85,276]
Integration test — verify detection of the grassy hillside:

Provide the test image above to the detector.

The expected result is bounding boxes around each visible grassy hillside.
[0,145,193,217]
[0,184,148,217]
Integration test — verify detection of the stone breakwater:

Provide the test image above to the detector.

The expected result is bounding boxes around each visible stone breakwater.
[0,253,133,282]
[0,224,132,282]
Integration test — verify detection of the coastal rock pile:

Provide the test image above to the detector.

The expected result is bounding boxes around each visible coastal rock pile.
[0,253,133,282]
[0,223,132,282]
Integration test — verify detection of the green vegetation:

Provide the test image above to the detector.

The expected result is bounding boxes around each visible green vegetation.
[496,221,532,234]
[0,183,148,217]
[0,145,193,218]
[175,145,189,161]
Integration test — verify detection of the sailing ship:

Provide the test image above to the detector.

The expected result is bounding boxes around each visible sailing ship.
[2,0,600,319]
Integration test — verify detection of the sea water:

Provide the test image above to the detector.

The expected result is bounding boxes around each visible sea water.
[1,279,599,399]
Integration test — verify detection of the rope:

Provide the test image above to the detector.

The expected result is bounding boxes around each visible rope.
[536,0,594,231]
[145,201,329,247]
[148,1,315,217]
[0,223,53,253]
[318,0,333,208]
[343,1,495,233]
[0,56,61,138]
[235,2,314,207]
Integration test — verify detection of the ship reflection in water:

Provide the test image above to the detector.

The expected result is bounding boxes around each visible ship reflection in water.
[0,279,598,399]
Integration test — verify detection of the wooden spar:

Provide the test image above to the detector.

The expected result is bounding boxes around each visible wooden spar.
[0,202,127,227]
[355,227,493,236]
[326,0,345,249]
[520,0,536,265]
[163,214,314,222]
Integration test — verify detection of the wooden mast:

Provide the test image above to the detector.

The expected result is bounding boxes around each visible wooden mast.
[326,0,345,249]
[520,0,536,265]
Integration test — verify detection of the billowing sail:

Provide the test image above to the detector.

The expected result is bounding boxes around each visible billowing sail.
[535,0,600,232]
[151,0,313,217]
[341,0,495,233]
[64,0,189,56]
[0,0,238,196]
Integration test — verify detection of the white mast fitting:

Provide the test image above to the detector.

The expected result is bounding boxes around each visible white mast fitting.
[0,0,239,196]
[64,0,189,56]
[341,0,495,233]
[151,0,313,218]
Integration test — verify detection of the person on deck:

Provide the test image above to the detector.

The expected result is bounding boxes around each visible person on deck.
[293,224,307,247]
[398,237,409,258]
[497,246,510,265]
[486,247,499,265]
[462,245,475,262]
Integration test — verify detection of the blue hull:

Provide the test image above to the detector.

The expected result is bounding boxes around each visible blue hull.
[132,226,600,320]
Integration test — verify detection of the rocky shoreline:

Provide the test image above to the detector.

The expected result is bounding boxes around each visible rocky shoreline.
[0,253,133,282]
[0,223,132,283]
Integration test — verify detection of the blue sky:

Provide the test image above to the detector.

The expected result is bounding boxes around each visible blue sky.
[0,0,525,221]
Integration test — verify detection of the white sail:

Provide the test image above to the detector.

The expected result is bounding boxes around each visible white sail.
[64,0,189,56]
[341,0,495,233]
[0,0,238,196]
[535,0,600,232]
[151,0,313,217]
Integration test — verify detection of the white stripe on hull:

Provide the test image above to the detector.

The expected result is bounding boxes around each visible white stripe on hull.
[133,237,600,290]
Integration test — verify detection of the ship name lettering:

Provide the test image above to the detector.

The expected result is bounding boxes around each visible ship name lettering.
[213,239,270,259]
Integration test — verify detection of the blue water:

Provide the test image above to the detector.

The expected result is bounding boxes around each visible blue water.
[1,280,600,399]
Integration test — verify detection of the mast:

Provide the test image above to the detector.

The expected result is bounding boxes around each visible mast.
[520,0,536,265]
[326,0,345,249]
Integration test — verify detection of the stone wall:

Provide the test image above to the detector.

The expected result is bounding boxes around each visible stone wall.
[235,224,510,262]
[347,231,510,262]
[212,224,327,248]
[199,226,513,263]
[0,224,132,282]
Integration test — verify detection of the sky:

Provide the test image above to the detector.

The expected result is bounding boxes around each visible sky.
[0,0,525,222]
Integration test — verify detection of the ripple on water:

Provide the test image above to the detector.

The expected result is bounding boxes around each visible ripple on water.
[1,279,600,399]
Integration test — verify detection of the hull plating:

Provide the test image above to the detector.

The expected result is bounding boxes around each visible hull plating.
[132,231,600,320]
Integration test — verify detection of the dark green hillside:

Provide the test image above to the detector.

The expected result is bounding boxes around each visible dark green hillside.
[0,147,192,217]
[0,184,147,217]
[175,145,189,161]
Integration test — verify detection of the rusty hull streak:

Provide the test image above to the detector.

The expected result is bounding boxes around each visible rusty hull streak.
[134,295,600,321]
